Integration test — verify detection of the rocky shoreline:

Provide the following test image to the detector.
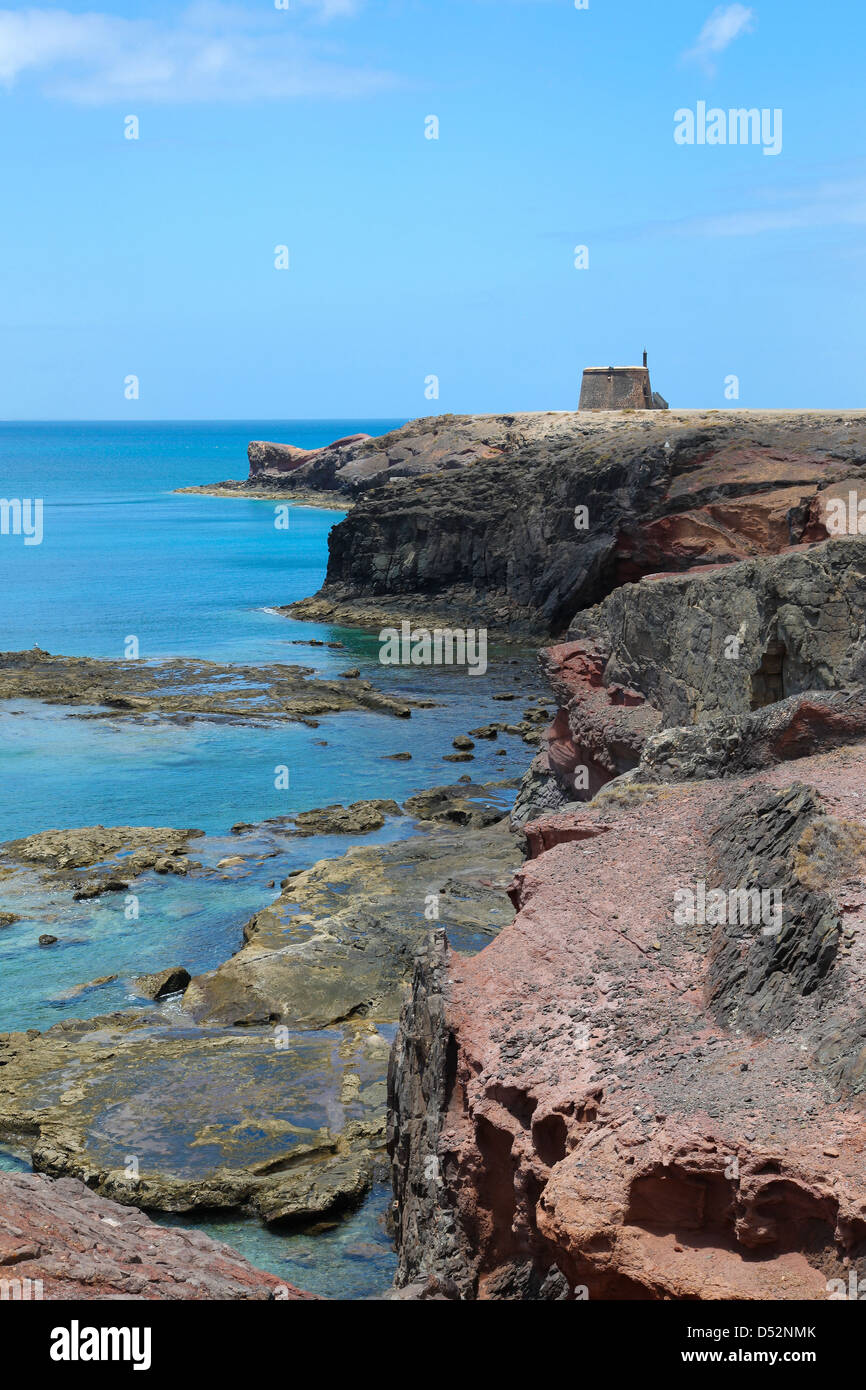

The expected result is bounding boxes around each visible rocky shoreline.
[0,783,522,1246]
[283,410,866,636]
[0,1170,313,1299]
[7,407,866,1300]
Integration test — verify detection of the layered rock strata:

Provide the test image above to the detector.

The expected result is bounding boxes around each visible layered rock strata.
[288,412,866,634]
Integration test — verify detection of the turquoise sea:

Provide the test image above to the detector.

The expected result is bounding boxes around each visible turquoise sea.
[0,420,541,1298]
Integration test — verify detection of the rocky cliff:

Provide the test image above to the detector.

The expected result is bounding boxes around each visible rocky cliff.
[389,738,866,1299]
[180,408,866,1300]
[379,427,866,1300]
[514,537,866,820]
[288,411,866,635]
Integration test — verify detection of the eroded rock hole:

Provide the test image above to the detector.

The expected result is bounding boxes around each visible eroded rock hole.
[533,1113,568,1168]
[475,1115,517,1266]
[751,635,787,710]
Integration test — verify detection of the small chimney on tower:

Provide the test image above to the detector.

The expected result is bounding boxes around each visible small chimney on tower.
[642,349,648,368]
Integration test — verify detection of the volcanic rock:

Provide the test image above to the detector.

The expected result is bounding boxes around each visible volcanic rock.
[132,967,191,1000]
[0,649,413,724]
[182,815,518,1030]
[569,536,866,726]
[0,1014,388,1224]
[519,538,866,814]
[230,799,401,838]
[389,744,866,1299]
[1,824,200,874]
[287,411,866,635]
[0,1171,313,1299]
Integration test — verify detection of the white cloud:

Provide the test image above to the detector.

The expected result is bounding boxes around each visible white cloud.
[669,178,866,238]
[683,4,755,73]
[0,5,391,104]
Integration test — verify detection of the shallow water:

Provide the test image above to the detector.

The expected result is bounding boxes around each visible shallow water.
[0,421,544,1297]
[159,1182,398,1301]
[0,819,414,1034]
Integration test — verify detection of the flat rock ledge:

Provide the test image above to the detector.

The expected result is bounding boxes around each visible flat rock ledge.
[0,1013,388,1227]
[0,785,521,1235]
[183,806,520,1030]
[0,649,412,723]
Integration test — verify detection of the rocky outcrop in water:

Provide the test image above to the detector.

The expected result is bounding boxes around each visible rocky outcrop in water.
[1,824,201,874]
[0,649,412,724]
[0,785,520,1233]
[183,804,519,1029]
[0,1012,389,1225]
[231,799,401,838]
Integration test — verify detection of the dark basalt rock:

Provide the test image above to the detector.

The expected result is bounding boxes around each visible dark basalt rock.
[706,784,843,1033]
[569,536,866,726]
[288,411,866,636]
[387,930,472,1296]
[182,813,518,1029]
[517,539,866,816]
[133,966,191,1000]
[635,688,866,783]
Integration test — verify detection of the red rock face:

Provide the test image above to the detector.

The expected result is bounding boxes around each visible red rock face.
[390,745,866,1300]
[536,642,662,802]
[609,448,836,584]
[770,699,866,760]
[614,442,839,578]
[0,1173,314,1300]
[247,441,314,476]
[620,486,813,570]
[520,819,611,859]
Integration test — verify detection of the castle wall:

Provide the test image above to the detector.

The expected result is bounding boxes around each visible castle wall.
[579,366,654,410]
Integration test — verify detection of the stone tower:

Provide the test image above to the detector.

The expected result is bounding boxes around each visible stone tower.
[579,352,668,410]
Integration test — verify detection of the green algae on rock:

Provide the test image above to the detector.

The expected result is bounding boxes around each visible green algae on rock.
[0,1013,389,1226]
[182,813,520,1030]
[0,649,413,723]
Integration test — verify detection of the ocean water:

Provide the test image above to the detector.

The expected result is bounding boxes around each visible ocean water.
[0,420,399,662]
[0,421,544,1298]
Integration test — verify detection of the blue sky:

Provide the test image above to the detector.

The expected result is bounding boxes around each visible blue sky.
[0,0,863,418]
